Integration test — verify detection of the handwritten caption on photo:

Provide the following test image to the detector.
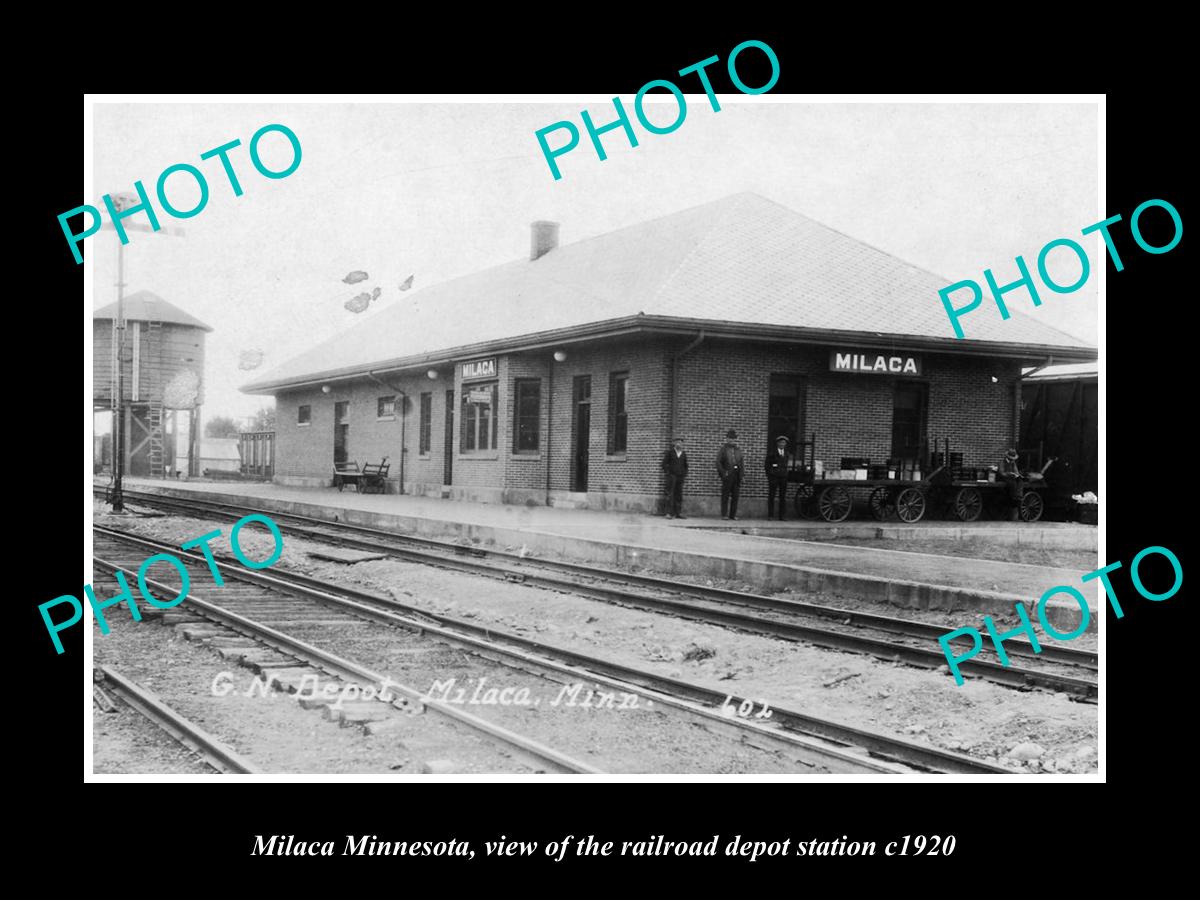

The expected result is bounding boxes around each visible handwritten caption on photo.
[214,672,653,712]
[214,670,774,721]
[45,514,283,654]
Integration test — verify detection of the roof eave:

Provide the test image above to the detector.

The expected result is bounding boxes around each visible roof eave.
[241,316,1097,394]
[240,316,651,394]
[633,316,1098,363]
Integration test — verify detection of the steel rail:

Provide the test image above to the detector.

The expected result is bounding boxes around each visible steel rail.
[96,490,1099,698]
[95,664,261,774]
[93,558,600,776]
[98,487,1098,670]
[96,526,1012,774]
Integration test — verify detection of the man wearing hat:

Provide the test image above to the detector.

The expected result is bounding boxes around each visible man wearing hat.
[661,437,689,519]
[999,448,1023,520]
[764,435,792,520]
[716,429,745,520]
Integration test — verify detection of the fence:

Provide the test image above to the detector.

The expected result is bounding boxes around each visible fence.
[239,431,275,479]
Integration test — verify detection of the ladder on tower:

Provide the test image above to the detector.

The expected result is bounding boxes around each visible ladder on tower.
[148,401,165,478]
[146,319,165,478]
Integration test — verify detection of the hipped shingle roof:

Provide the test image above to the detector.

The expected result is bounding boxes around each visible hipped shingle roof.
[243,192,1094,393]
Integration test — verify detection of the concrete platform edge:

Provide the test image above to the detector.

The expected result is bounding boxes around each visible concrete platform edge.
[119,483,1097,634]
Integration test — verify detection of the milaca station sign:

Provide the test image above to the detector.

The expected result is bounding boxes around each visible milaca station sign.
[461,358,497,380]
[829,349,922,376]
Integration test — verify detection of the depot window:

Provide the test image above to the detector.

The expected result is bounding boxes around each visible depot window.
[377,395,396,420]
[419,392,432,455]
[298,405,311,426]
[514,379,541,453]
[608,371,629,454]
[461,381,498,452]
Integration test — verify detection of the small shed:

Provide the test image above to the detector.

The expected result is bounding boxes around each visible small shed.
[198,438,242,475]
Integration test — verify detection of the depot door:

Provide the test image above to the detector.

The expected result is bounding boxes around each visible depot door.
[334,401,349,465]
[767,375,807,450]
[443,389,454,485]
[891,381,928,463]
[572,376,591,492]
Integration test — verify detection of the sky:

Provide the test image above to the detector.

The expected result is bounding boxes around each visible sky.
[90,99,1099,426]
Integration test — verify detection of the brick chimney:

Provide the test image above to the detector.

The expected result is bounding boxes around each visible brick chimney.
[530,220,559,261]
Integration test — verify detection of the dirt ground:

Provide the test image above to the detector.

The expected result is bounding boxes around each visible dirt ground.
[92,618,542,775]
[93,505,1099,774]
[92,699,215,774]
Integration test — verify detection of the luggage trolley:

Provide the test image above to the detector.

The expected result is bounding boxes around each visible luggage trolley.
[788,434,1052,523]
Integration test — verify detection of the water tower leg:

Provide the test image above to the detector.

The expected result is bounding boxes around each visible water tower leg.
[189,407,200,477]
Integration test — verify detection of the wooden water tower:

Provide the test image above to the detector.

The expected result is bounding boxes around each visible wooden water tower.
[93,291,212,478]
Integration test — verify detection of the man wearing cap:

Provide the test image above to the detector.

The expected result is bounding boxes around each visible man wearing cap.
[661,438,689,519]
[716,429,745,520]
[999,448,1023,520]
[764,435,791,520]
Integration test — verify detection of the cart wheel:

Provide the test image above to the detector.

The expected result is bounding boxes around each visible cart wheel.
[896,487,926,523]
[1019,491,1044,522]
[794,484,819,520]
[818,486,852,523]
[868,487,896,521]
[953,487,983,522]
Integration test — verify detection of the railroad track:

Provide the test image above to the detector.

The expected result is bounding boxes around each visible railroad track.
[98,487,1098,701]
[94,664,261,774]
[94,531,599,775]
[94,523,1015,774]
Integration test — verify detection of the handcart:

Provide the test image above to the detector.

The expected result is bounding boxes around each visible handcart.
[788,434,1053,523]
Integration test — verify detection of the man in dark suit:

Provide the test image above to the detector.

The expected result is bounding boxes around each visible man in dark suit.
[999,448,1023,521]
[661,438,689,519]
[764,435,791,520]
[716,429,744,520]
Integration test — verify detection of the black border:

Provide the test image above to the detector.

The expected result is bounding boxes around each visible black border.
[26,25,1191,881]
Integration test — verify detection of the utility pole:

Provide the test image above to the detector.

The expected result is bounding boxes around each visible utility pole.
[110,197,131,512]
[100,195,184,513]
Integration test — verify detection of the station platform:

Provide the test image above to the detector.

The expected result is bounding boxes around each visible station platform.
[692,519,1095,549]
[97,477,1099,632]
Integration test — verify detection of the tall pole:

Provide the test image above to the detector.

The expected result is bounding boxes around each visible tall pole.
[112,237,126,512]
[101,192,184,507]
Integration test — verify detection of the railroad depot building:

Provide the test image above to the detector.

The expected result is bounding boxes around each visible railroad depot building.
[242,193,1097,516]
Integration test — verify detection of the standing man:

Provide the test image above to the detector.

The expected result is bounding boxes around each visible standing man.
[716,429,744,520]
[764,435,791,520]
[999,448,1023,521]
[661,437,689,519]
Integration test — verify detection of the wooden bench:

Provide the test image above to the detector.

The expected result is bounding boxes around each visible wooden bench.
[360,458,390,494]
[332,460,362,492]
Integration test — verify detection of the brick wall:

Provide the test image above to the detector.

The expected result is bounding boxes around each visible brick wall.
[270,335,1022,515]
[675,339,1022,511]
[503,353,551,496]
[273,372,448,493]
[274,386,327,484]
[559,337,671,508]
